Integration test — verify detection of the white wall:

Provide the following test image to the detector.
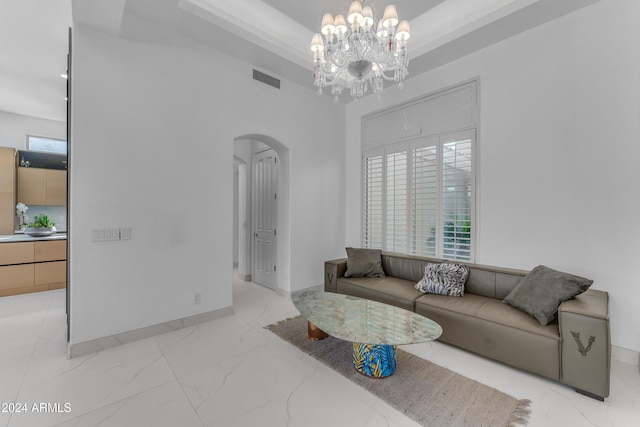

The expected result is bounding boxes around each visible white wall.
[234,141,252,279]
[345,0,640,352]
[70,19,345,346]
[0,110,66,150]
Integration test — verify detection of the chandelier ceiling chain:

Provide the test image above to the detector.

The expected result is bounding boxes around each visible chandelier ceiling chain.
[311,0,410,103]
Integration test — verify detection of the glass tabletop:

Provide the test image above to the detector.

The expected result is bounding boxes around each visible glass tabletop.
[291,290,442,345]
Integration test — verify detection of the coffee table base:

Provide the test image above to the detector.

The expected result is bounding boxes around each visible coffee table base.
[353,343,397,378]
[307,321,329,340]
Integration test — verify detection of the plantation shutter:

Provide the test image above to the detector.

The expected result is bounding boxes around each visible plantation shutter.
[363,153,383,249]
[411,139,438,257]
[386,149,408,253]
[441,131,473,260]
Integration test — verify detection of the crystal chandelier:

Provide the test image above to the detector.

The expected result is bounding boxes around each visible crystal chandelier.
[310,0,410,103]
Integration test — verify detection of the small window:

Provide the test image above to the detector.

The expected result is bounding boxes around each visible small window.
[27,135,67,155]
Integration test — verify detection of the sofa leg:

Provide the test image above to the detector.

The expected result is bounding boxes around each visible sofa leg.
[575,388,604,401]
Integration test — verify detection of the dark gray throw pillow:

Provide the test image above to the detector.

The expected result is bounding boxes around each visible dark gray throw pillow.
[344,248,385,278]
[503,265,593,325]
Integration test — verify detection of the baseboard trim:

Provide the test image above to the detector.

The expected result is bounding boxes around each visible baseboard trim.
[275,288,291,299]
[68,306,234,359]
[611,344,639,367]
[233,270,251,282]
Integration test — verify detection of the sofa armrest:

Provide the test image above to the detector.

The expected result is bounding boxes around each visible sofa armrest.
[325,258,347,293]
[558,289,610,400]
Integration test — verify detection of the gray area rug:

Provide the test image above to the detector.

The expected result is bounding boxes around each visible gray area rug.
[266,315,530,427]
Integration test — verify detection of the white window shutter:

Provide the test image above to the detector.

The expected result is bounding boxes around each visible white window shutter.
[411,142,438,257]
[386,150,408,253]
[363,154,384,249]
[442,131,473,261]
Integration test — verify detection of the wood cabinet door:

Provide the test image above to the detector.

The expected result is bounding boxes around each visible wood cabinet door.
[46,170,67,206]
[0,192,14,234]
[35,240,67,261]
[35,261,66,286]
[0,148,16,234]
[17,168,47,205]
[0,242,34,265]
[0,147,15,192]
[0,264,34,291]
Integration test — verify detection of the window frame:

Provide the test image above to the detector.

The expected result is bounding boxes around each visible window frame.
[360,81,478,262]
[26,135,67,155]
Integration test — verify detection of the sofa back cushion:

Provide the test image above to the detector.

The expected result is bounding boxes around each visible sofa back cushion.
[381,253,443,283]
[381,252,527,300]
[466,266,527,299]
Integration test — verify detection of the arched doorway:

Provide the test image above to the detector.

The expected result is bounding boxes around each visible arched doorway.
[233,135,290,293]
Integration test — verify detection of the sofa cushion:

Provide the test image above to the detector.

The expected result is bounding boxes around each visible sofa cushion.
[503,265,593,326]
[344,248,385,278]
[337,276,423,311]
[415,295,561,381]
[381,253,443,282]
[415,292,489,317]
[476,298,560,339]
[465,265,528,299]
[415,263,469,296]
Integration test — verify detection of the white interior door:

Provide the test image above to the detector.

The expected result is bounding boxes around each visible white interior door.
[252,148,277,289]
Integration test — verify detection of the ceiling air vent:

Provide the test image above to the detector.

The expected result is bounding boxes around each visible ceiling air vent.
[253,69,280,89]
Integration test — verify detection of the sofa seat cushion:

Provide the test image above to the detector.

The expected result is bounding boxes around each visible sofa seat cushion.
[414,293,489,317]
[416,293,559,339]
[415,293,560,380]
[476,299,560,339]
[337,276,423,311]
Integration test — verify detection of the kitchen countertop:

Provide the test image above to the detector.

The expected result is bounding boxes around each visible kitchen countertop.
[0,233,67,243]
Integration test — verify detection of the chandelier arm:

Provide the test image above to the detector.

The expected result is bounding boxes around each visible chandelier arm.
[378,70,399,81]
[327,55,349,69]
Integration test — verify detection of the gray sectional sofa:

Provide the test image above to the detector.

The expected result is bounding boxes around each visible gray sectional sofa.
[324,252,610,400]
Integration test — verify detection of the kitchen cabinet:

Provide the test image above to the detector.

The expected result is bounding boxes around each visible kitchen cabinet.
[17,168,67,206]
[35,240,66,261]
[17,168,46,205]
[0,264,34,292]
[35,261,66,289]
[0,239,67,297]
[0,241,34,264]
[46,170,67,205]
[0,147,15,234]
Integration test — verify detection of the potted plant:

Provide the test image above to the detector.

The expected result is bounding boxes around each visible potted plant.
[24,214,56,237]
[16,202,28,230]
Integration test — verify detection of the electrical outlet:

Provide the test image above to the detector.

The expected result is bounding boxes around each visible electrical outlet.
[194,293,201,305]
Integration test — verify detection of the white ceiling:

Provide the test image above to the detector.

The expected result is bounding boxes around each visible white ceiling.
[261,0,447,33]
[1,0,600,122]
[0,0,71,123]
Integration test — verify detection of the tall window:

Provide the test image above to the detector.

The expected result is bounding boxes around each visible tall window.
[363,129,475,261]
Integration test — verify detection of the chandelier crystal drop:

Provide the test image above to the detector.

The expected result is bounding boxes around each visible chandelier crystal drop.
[310,0,410,103]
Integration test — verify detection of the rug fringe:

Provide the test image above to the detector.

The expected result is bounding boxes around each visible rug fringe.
[507,399,532,426]
[264,315,302,330]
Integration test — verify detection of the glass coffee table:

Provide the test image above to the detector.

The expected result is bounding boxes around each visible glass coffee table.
[292,290,442,378]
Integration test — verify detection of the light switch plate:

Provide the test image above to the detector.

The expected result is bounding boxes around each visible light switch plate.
[120,227,131,240]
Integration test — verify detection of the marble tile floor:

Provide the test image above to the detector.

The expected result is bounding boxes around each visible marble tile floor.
[1,277,639,427]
